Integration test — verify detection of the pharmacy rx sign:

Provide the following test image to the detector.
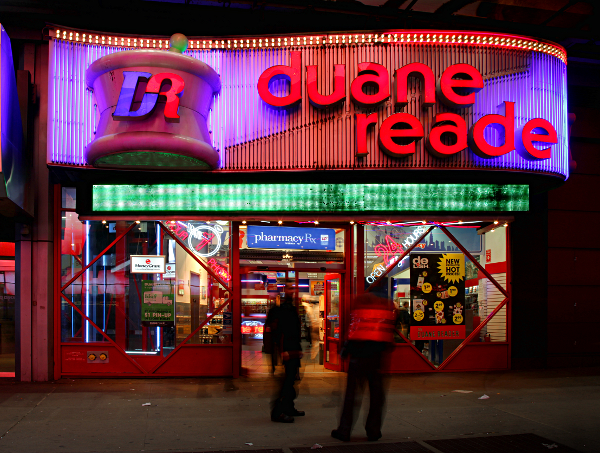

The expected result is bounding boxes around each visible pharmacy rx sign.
[257,52,557,161]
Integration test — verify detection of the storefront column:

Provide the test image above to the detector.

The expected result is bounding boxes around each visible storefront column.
[15,224,32,381]
[13,41,53,382]
[356,224,365,296]
[231,221,241,377]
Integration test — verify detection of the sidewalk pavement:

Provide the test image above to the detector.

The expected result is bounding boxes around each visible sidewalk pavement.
[0,367,599,453]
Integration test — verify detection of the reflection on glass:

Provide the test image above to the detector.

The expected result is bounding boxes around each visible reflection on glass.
[59,219,233,357]
[364,220,505,368]
[326,278,340,339]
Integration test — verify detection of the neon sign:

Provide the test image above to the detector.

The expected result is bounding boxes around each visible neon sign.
[368,226,428,283]
[257,53,557,161]
[113,71,184,122]
[168,222,223,258]
[207,258,231,282]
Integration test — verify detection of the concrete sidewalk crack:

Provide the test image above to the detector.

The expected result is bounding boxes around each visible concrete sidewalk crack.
[0,386,57,440]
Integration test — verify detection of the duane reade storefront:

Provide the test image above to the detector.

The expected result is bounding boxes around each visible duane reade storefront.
[47,28,568,378]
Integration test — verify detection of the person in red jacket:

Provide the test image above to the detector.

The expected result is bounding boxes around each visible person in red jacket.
[331,292,395,442]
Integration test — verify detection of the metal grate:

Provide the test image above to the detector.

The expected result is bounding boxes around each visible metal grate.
[424,433,583,453]
[291,441,432,453]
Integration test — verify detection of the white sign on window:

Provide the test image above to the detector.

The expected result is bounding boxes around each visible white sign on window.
[164,264,175,279]
[131,255,166,274]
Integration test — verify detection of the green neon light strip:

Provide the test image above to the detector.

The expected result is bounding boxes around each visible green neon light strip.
[92,184,529,212]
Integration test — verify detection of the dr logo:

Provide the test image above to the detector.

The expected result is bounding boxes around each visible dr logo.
[113,71,185,122]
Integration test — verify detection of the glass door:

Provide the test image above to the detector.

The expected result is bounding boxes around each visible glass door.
[324,273,342,371]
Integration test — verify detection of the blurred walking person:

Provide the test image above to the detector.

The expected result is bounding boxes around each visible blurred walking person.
[264,297,281,374]
[271,285,305,423]
[331,292,395,442]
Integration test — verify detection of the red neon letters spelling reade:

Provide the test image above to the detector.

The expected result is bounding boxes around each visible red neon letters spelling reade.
[257,51,557,160]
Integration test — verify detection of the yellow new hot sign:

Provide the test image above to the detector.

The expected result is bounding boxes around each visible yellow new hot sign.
[438,254,465,284]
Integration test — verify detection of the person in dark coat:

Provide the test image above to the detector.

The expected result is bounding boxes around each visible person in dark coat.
[264,299,281,374]
[270,287,305,423]
[331,293,394,442]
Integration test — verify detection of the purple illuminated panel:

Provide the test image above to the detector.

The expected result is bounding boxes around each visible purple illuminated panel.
[48,36,568,179]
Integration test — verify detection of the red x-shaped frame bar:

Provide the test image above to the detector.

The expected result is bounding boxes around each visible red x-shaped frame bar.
[59,220,236,375]
[364,222,510,371]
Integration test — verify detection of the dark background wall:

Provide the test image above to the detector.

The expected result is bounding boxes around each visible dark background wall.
[546,61,600,368]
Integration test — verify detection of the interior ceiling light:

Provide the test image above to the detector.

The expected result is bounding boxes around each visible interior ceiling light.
[101,220,106,224]
[278,220,283,225]
[242,220,247,224]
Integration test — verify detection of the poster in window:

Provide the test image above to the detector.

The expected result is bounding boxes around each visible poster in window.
[142,280,175,327]
[409,253,466,340]
[310,281,325,296]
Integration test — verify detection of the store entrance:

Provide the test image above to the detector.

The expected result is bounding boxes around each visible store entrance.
[239,267,343,374]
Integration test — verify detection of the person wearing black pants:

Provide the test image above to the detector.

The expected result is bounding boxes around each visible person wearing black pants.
[271,288,305,423]
[331,293,394,442]
[333,341,387,441]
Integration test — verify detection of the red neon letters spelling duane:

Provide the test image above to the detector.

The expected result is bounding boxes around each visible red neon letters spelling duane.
[257,51,557,160]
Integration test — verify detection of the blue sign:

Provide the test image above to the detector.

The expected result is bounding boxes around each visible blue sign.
[247,225,336,250]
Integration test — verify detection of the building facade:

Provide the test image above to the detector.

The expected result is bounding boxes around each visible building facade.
[1,2,598,379]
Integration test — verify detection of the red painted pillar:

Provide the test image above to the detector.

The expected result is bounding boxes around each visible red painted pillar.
[231,221,241,378]
[115,222,128,350]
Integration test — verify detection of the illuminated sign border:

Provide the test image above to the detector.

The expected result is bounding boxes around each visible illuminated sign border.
[92,184,529,212]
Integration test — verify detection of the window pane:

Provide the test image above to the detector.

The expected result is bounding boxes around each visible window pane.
[165,221,232,346]
[62,187,76,209]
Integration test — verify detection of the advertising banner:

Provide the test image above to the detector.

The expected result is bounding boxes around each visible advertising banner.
[131,255,166,274]
[410,253,466,340]
[141,280,175,327]
[247,225,336,250]
[310,281,325,296]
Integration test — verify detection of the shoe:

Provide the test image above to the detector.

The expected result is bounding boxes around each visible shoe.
[331,429,350,442]
[288,409,305,416]
[271,413,294,423]
[367,433,382,442]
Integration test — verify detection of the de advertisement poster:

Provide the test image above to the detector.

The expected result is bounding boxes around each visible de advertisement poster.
[410,253,466,340]
[141,280,175,327]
